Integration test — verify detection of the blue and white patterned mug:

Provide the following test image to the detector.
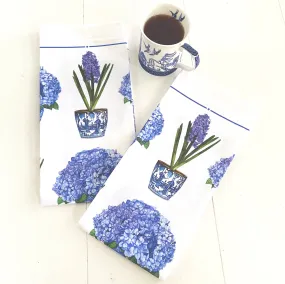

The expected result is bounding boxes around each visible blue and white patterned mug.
[139,3,200,76]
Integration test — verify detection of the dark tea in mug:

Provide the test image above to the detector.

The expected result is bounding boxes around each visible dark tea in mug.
[144,14,185,45]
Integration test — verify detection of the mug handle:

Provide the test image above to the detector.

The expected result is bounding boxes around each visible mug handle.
[176,43,200,71]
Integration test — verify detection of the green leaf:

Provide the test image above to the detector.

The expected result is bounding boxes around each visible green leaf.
[124,97,130,104]
[75,194,87,203]
[73,70,90,111]
[136,137,143,145]
[150,271,159,278]
[177,140,221,168]
[57,197,64,205]
[42,104,53,110]
[89,229,96,237]
[78,65,93,104]
[91,64,110,110]
[40,158,44,168]
[170,123,183,168]
[206,178,213,185]
[106,241,117,249]
[128,256,137,264]
[93,64,108,100]
[143,141,150,149]
[143,267,160,278]
[52,102,59,110]
[91,64,114,110]
[185,135,218,160]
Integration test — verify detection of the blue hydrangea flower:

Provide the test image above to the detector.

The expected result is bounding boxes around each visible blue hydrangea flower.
[82,51,101,82]
[93,199,176,273]
[53,148,122,203]
[137,107,164,143]
[119,73,132,102]
[189,114,211,148]
[208,155,235,188]
[40,67,61,107]
[40,107,44,120]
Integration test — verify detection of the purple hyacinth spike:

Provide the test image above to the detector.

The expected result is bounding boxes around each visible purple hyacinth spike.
[208,155,235,188]
[189,114,211,148]
[82,51,101,82]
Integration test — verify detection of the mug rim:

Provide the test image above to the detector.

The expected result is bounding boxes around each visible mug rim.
[140,3,190,48]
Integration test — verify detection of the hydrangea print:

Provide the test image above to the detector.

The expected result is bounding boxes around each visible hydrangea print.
[40,67,61,120]
[40,107,44,120]
[188,114,211,148]
[207,155,235,188]
[53,148,122,204]
[40,67,61,107]
[82,51,101,82]
[119,73,132,103]
[137,107,164,149]
[93,199,176,276]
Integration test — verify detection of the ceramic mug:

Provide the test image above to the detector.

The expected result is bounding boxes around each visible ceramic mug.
[139,3,200,76]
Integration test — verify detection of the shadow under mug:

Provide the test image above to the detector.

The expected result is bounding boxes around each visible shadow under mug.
[139,3,200,76]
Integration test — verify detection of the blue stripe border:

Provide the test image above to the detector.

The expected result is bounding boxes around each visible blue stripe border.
[170,86,250,131]
[40,42,127,49]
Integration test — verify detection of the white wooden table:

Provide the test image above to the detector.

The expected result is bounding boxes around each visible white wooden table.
[1,0,285,283]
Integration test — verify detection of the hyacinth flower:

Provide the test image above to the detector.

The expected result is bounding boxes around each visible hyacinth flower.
[149,114,221,200]
[73,51,114,138]
[119,72,132,103]
[90,199,176,278]
[206,155,235,188]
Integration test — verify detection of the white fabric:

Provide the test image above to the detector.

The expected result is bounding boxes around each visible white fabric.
[79,72,252,279]
[40,24,136,206]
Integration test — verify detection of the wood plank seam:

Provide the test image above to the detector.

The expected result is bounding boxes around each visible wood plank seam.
[212,198,226,284]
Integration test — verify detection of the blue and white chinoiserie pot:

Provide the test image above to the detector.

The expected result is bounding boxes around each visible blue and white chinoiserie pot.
[74,108,108,138]
[139,3,200,76]
[148,160,187,200]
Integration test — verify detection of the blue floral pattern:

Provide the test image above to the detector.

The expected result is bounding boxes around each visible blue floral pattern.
[137,106,164,149]
[92,199,176,275]
[207,155,235,188]
[149,161,187,200]
[75,109,108,138]
[82,51,101,82]
[40,67,61,120]
[53,148,122,204]
[189,114,211,148]
[119,73,132,103]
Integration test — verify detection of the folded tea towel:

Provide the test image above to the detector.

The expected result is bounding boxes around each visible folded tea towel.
[40,24,136,206]
[79,72,252,279]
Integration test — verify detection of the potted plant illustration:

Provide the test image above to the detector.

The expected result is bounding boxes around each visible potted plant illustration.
[148,114,221,200]
[73,51,114,138]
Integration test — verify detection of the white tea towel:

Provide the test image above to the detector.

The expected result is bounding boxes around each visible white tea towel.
[79,73,252,279]
[40,24,136,206]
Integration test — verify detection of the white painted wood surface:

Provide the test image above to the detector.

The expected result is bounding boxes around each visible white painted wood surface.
[0,0,284,283]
